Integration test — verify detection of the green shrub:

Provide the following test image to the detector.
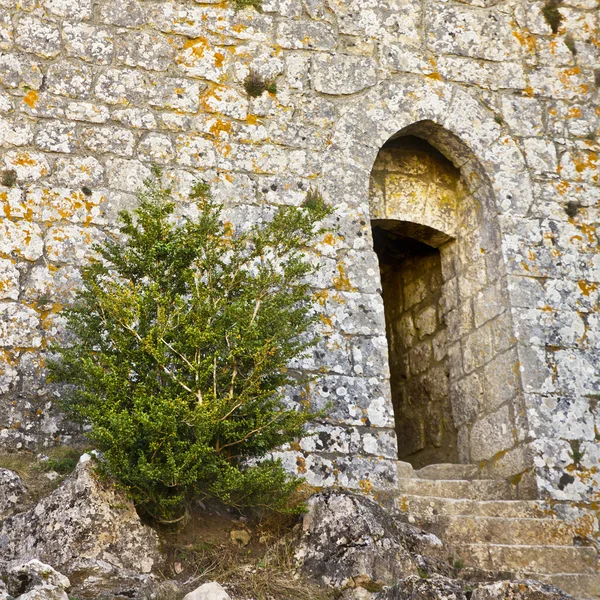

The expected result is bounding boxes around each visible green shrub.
[49,168,332,523]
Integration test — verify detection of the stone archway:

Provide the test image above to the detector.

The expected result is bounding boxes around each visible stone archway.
[322,78,537,494]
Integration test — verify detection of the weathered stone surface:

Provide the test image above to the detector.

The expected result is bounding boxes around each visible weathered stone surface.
[312,55,377,95]
[376,575,467,600]
[296,491,420,588]
[0,455,162,597]
[0,0,598,520]
[471,579,572,599]
[0,468,26,519]
[5,560,70,600]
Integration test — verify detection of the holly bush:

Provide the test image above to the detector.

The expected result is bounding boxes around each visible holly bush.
[49,168,331,523]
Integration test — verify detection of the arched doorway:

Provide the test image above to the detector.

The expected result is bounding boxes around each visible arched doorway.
[369,127,522,474]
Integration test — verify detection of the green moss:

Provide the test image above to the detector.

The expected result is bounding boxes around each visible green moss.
[81,185,93,197]
[542,1,564,34]
[231,0,262,11]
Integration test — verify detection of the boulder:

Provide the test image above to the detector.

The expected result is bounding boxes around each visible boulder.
[183,581,231,600]
[6,560,70,600]
[471,580,572,599]
[0,468,27,519]
[0,454,162,598]
[295,490,421,588]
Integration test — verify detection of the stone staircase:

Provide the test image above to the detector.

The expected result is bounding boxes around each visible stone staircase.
[395,463,600,599]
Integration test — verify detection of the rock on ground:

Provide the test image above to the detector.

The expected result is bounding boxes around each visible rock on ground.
[6,559,70,600]
[295,490,421,588]
[0,468,27,519]
[0,454,162,598]
[183,581,231,600]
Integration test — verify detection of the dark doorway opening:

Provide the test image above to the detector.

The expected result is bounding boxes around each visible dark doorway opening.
[372,222,457,468]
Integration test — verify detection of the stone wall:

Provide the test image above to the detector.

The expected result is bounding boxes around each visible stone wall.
[0,0,598,504]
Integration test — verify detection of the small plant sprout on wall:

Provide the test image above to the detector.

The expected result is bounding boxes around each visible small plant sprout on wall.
[244,69,277,98]
[49,166,332,524]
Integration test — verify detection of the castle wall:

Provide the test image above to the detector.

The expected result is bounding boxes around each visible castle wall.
[0,0,598,503]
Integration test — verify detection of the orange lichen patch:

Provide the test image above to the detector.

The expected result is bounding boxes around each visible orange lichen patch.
[322,233,336,246]
[319,315,333,329]
[567,106,583,119]
[13,153,37,167]
[578,280,598,296]
[0,350,19,367]
[358,479,373,494]
[426,72,443,81]
[232,24,247,34]
[578,223,598,246]
[333,264,356,292]
[182,36,210,58]
[246,114,259,125]
[313,289,329,306]
[573,151,598,174]
[23,90,38,108]
[296,456,307,474]
[209,118,232,138]
[541,305,554,313]
[213,51,225,68]
[524,86,535,97]
[512,29,537,53]
[555,180,570,195]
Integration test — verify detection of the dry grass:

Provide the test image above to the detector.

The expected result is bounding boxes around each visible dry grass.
[162,534,332,600]
[157,489,331,600]
[0,445,87,509]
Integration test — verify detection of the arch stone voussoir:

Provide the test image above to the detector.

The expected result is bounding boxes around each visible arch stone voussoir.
[326,77,533,221]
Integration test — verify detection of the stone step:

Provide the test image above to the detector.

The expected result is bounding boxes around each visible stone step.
[415,463,481,480]
[421,515,574,546]
[454,544,599,575]
[531,573,600,599]
[396,494,550,519]
[397,477,516,501]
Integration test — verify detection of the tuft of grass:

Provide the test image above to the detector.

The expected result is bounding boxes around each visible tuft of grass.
[1,169,17,187]
[542,0,564,34]
[41,446,83,475]
[453,558,465,570]
[244,69,277,98]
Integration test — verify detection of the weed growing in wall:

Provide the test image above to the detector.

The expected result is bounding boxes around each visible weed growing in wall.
[541,0,564,34]
[1,169,17,187]
[49,167,332,523]
[244,69,277,97]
